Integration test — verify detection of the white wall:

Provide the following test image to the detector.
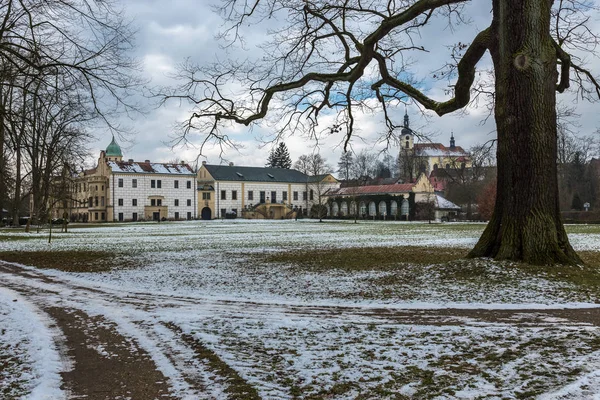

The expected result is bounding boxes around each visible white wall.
[111,174,197,221]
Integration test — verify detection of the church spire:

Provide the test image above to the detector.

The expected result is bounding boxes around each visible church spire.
[450,132,455,149]
[403,109,409,128]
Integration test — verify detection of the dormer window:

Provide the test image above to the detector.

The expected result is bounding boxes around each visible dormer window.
[267,173,275,179]
[236,172,244,178]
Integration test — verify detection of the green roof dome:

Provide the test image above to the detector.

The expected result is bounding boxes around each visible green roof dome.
[105,136,122,157]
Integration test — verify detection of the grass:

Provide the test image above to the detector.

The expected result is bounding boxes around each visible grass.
[0,250,137,272]
[261,246,467,271]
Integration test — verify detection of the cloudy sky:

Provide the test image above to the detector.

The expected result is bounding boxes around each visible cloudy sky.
[87,1,600,172]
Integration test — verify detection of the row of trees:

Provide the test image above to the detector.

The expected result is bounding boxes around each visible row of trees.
[1,0,140,226]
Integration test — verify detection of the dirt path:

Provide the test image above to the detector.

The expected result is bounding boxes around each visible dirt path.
[2,260,600,399]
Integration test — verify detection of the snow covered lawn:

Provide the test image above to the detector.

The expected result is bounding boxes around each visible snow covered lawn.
[2,220,600,398]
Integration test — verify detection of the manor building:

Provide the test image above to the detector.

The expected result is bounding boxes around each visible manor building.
[399,112,471,177]
[197,162,339,219]
[61,137,197,222]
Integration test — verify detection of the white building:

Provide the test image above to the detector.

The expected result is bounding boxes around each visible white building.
[197,162,339,219]
[62,137,197,222]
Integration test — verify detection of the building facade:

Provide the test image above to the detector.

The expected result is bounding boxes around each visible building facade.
[61,137,197,222]
[197,163,339,219]
[398,112,471,179]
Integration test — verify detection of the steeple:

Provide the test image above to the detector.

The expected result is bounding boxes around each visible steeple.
[450,132,455,149]
[400,109,414,151]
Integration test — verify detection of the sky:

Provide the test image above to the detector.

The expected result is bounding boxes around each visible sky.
[87,1,600,173]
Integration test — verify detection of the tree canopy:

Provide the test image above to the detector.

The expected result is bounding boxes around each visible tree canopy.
[162,0,600,265]
[266,142,292,168]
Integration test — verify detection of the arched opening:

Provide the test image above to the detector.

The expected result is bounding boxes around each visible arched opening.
[359,202,367,216]
[368,201,376,216]
[378,201,387,216]
[390,201,398,216]
[201,207,212,220]
[332,202,339,216]
[340,202,348,216]
[401,199,410,218]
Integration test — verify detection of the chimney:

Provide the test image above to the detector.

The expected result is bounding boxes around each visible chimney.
[229,162,234,166]
[144,159,150,163]
[202,161,207,165]
[128,159,134,163]
[180,161,185,165]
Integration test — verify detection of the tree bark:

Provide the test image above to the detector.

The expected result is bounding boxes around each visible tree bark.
[468,0,582,265]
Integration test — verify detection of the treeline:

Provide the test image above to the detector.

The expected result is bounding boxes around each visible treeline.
[1,0,140,226]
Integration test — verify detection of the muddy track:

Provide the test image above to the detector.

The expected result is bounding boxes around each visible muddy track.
[2,260,600,399]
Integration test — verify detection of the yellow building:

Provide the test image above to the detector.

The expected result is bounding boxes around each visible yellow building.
[398,112,471,178]
[197,162,339,219]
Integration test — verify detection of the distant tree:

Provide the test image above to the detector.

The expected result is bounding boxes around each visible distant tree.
[293,153,331,175]
[266,142,292,169]
[375,161,391,179]
[477,181,497,221]
[337,152,353,180]
[415,195,435,222]
[571,193,583,211]
[351,151,377,181]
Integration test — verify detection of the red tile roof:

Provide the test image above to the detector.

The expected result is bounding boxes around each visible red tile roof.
[326,183,415,196]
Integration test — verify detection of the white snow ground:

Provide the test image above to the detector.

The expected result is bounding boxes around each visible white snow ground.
[0,287,67,400]
[2,220,600,398]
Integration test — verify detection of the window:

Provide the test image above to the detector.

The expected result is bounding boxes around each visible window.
[95,196,98,206]
[187,199,192,206]
[88,197,93,207]
[132,212,138,221]
[102,185,104,191]
[101,212,105,220]
[95,185,98,191]
[174,212,180,220]
[232,208,238,215]
[302,191,307,201]
[293,191,298,201]
[118,213,124,221]
[118,198,123,206]
[310,190,314,201]
[187,212,192,220]
[94,212,98,220]
[157,199,162,206]
[221,190,226,200]
[132,199,137,206]
[101,197,105,206]
[282,191,288,201]
[405,141,409,149]
[175,199,179,206]
[187,180,191,189]
[118,178,123,188]
[157,180,162,188]
[221,208,226,218]
[202,192,211,200]
[151,180,156,188]
[260,191,266,203]
[151,199,156,206]
[248,190,254,201]
[174,180,179,188]
[132,179,137,188]
[271,191,276,203]
[232,190,237,200]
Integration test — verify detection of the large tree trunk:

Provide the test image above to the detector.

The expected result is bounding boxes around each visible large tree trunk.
[468,0,582,265]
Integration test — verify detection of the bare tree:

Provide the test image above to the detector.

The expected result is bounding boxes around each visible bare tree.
[162,0,600,265]
[0,0,142,224]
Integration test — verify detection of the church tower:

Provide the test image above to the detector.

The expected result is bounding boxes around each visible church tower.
[400,110,414,150]
[449,132,456,150]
